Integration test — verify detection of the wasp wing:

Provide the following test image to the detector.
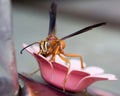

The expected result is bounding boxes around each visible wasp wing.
[60,22,106,40]
[48,1,57,36]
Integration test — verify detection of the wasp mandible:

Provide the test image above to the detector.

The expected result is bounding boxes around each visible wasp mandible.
[20,2,106,71]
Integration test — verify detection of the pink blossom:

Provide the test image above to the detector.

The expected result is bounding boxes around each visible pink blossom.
[22,43,117,92]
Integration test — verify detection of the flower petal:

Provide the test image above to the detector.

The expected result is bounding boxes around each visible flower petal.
[85,66,104,75]
[33,54,54,81]
[74,73,117,92]
[69,59,86,71]
[34,54,69,89]
[74,76,108,92]
[64,70,89,91]
[50,62,69,88]
[94,74,117,80]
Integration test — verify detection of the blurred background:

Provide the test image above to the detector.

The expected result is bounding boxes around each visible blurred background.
[12,0,120,95]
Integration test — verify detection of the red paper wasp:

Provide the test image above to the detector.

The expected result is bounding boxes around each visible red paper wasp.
[20,2,106,71]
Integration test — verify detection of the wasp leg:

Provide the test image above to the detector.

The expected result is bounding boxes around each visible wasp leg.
[62,52,84,69]
[37,50,42,55]
[58,54,71,65]
[58,54,71,92]
[21,68,40,78]
[50,45,59,61]
[29,68,40,76]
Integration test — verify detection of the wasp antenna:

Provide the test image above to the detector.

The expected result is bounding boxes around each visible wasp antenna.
[60,22,106,40]
[20,42,40,54]
[48,1,57,36]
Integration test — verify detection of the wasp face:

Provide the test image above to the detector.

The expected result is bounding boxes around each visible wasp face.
[40,41,48,54]
[39,35,58,55]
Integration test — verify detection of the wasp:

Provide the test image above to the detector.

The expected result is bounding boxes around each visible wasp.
[20,2,106,87]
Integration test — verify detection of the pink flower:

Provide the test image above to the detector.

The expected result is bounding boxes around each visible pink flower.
[22,43,117,92]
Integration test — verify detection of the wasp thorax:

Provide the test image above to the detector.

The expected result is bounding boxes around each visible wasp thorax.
[46,35,59,49]
[46,35,58,41]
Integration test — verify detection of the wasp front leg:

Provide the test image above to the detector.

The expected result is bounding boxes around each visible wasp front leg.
[37,42,42,55]
[37,49,42,55]
[58,53,71,74]
[61,51,84,69]
[58,54,71,91]
[50,45,60,62]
